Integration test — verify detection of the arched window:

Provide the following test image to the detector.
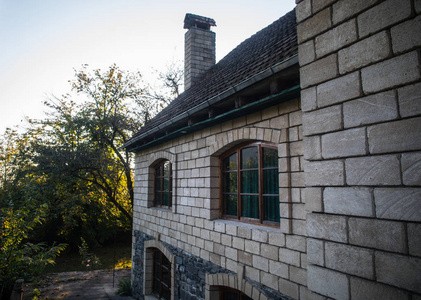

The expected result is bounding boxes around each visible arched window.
[220,142,279,226]
[154,160,172,208]
[152,248,171,299]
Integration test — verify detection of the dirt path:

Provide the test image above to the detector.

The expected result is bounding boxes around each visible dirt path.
[23,269,134,300]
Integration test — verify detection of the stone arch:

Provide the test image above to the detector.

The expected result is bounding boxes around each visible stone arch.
[144,239,176,300]
[205,272,265,300]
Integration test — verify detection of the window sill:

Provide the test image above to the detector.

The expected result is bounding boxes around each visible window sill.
[214,219,280,233]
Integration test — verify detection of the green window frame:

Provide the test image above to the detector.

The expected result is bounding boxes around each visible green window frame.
[154,160,172,208]
[152,248,171,300]
[221,142,280,226]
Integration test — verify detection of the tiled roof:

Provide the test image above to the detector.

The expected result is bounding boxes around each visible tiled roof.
[126,9,297,149]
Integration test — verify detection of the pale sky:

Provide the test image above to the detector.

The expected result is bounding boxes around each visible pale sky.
[0,0,296,133]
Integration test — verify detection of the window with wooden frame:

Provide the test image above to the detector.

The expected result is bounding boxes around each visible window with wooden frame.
[152,248,171,300]
[154,160,172,208]
[220,142,280,226]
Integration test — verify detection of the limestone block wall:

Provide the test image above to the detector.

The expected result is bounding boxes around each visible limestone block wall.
[132,98,307,299]
[296,0,421,299]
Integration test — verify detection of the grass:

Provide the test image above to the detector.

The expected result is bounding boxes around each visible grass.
[44,243,132,274]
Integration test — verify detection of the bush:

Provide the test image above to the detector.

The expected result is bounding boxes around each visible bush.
[117,278,131,296]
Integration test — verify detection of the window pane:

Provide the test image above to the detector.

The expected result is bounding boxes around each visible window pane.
[241,170,259,193]
[223,172,237,193]
[263,169,279,194]
[263,147,278,168]
[241,147,258,169]
[224,194,237,216]
[223,153,237,170]
[155,192,161,205]
[163,177,170,192]
[162,192,169,207]
[264,196,280,222]
[242,195,259,219]
[163,161,170,176]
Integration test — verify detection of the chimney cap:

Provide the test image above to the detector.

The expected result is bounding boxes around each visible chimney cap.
[184,13,216,30]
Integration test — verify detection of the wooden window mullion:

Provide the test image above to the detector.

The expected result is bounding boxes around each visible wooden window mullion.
[237,149,241,220]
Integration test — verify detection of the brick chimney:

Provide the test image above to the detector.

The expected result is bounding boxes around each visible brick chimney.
[184,13,216,90]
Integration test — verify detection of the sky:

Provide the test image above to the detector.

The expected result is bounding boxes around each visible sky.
[0,0,296,133]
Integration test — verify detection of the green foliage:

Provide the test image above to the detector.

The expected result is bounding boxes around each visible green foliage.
[78,237,101,270]
[117,278,132,296]
[0,202,66,299]
[31,288,41,300]
[0,63,178,269]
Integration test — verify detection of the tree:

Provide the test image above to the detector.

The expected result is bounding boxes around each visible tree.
[145,61,184,112]
[34,64,148,226]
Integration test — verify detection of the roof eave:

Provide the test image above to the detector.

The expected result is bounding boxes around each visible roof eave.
[123,54,299,152]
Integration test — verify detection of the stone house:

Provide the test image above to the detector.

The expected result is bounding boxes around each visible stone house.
[123,1,421,299]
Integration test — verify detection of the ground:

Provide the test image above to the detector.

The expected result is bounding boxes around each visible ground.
[23,269,134,300]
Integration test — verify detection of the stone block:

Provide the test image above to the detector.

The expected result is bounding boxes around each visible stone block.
[279,247,301,267]
[346,155,401,186]
[332,0,378,24]
[391,15,421,54]
[304,187,323,212]
[290,266,307,286]
[376,252,421,293]
[321,127,367,158]
[244,240,260,255]
[295,0,312,23]
[238,251,252,266]
[307,238,324,266]
[307,265,349,300]
[313,0,336,12]
[408,223,421,257]
[325,242,374,279]
[362,51,420,94]
[315,19,357,58]
[299,39,315,66]
[302,105,342,136]
[286,235,306,252]
[307,213,347,243]
[343,91,398,128]
[279,277,300,299]
[261,272,279,291]
[402,152,421,186]
[349,217,406,252]
[252,255,268,272]
[260,244,278,261]
[324,187,373,217]
[398,82,421,118]
[269,260,289,278]
[268,232,285,247]
[297,7,332,44]
[303,135,321,161]
[368,117,421,154]
[301,86,317,112]
[339,30,390,75]
[252,229,268,243]
[350,277,410,300]
[358,0,412,37]
[305,160,345,186]
[300,54,338,88]
[299,286,326,300]
[318,71,361,108]
[375,188,421,222]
